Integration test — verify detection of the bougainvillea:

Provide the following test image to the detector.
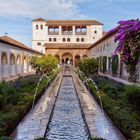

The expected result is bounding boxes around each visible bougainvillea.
[110,19,140,81]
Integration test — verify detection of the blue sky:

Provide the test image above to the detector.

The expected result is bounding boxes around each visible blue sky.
[0,0,139,47]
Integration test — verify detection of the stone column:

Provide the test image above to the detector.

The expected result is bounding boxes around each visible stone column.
[15,53,17,76]
[21,52,24,74]
[106,56,109,71]
[118,54,121,77]
[59,26,62,35]
[73,55,75,67]
[0,51,1,81]
[7,51,11,78]
[46,26,48,35]
[73,26,75,35]
[26,54,29,73]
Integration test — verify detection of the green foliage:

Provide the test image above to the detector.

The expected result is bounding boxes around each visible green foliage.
[34,138,48,140]
[77,71,140,139]
[77,58,98,78]
[103,56,107,73]
[125,86,140,112]
[0,69,59,136]
[30,55,58,75]
[91,138,106,140]
[0,136,12,140]
[111,55,119,76]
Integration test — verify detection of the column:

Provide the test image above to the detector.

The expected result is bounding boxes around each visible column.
[59,26,62,35]
[46,26,48,35]
[7,51,10,78]
[118,54,121,77]
[73,55,75,67]
[21,52,24,74]
[60,55,62,64]
[0,51,1,81]
[15,53,17,76]
[73,26,75,35]
[106,56,109,72]
[27,54,29,73]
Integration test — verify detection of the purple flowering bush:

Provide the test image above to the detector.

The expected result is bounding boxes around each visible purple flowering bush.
[111,19,140,81]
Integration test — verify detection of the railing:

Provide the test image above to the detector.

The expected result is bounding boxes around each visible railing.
[75,32,87,35]
[48,32,59,35]
[62,31,73,35]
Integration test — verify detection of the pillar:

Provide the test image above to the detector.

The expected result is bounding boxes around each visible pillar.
[73,55,75,67]
[7,51,10,78]
[59,26,62,35]
[21,52,24,74]
[46,26,48,35]
[0,51,1,81]
[73,26,75,35]
[106,56,109,71]
[15,53,17,76]
[27,54,29,73]
[60,55,62,64]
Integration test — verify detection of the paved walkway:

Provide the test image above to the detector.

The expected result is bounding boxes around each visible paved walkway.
[11,68,126,140]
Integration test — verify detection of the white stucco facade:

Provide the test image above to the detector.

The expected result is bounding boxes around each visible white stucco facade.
[32,18,103,54]
[0,36,43,81]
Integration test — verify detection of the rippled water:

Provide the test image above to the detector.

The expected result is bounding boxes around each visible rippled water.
[46,77,89,140]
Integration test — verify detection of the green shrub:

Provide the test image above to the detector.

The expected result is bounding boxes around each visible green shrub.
[77,71,140,139]
[34,138,48,140]
[125,86,140,112]
[91,138,106,140]
[77,58,98,78]
[0,136,12,140]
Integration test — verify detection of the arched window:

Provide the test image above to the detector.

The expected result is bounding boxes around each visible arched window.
[1,53,7,65]
[76,38,80,42]
[36,25,39,30]
[67,38,70,42]
[63,38,66,42]
[81,38,84,42]
[49,38,52,42]
[10,54,15,65]
[53,38,56,42]
[40,25,43,30]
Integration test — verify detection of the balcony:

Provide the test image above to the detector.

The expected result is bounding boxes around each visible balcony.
[62,31,73,35]
[48,32,59,35]
[75,32,87,35]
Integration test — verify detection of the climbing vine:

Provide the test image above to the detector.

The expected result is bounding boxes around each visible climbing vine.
[110,19,140,81]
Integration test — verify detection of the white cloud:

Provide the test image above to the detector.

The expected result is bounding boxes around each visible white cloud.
[0,0,91,19]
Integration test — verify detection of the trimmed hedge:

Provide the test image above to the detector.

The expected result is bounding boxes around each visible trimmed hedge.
[77,70,140,139]
[0,70,59,137]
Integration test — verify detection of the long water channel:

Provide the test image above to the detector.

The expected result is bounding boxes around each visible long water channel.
[45,74,90,140]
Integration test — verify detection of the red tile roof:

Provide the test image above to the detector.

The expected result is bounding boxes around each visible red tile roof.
[32,18,103,25]
[0,36,43,55]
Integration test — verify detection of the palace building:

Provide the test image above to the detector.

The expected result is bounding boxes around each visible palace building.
[32,18,140,83]
[32,18,103,65]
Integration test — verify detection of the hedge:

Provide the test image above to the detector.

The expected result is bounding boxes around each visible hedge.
[77,70,140,139]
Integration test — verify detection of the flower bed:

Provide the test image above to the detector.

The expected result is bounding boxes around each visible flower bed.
[0,69,59,137]
[77,70,140,139]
